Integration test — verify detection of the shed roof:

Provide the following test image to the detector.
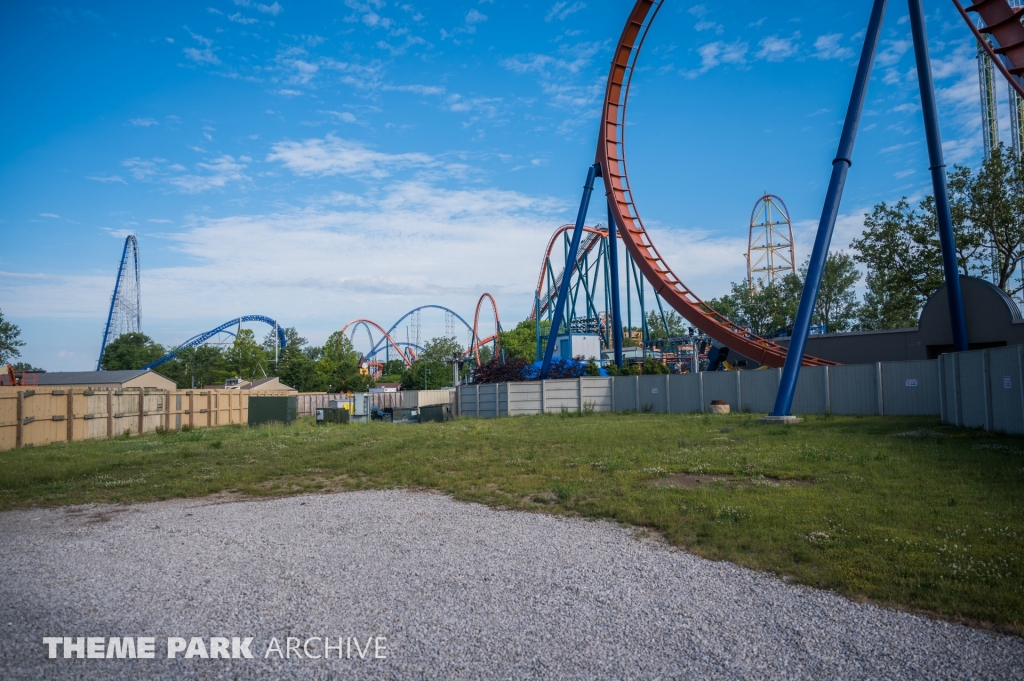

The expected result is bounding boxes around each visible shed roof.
[34,370,159,386]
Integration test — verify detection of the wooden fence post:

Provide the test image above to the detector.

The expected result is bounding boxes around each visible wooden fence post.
[16,391,24,449]
[106,390,114,438]
[138,390,145,435]
[164,391,171,431]
[207,392,213,427]
[188,391,194,428]
[67,391,74,442]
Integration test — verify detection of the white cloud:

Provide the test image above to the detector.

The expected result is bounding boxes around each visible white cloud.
[813,33,853,60]
[228,13,258,24]
[685,40,748,78]
[256,2,283,15]
[382,84,445,96]
[266,134,435,178]
[168,155,250,193]
[756,33,799,62]
[545,2,585,23]
[39,213,60,219]
[465,8,487,24]
[129,118,159,127]
[876,39,911,67]
[86,175,127,184]
[183,46,220,65]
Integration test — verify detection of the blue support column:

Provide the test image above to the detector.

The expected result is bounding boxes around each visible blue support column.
[541,163,600,378]
[535,295,542,362]
[772,0,888,417]
[908,0,969,353]
[607,201,624,367]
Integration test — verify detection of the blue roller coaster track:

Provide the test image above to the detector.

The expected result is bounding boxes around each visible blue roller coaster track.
[361,305,473,361]
[97,235,142,370]
[142,315,287,370]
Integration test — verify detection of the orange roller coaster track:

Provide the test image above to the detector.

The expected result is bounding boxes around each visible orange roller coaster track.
[596,0,835,368]
[530,224,611,321]
[471,293,501,365]
[337,318,415,367]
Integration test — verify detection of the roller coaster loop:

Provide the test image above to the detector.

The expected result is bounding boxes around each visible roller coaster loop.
[360,305,474,363]
[142,315,287,369]
[338,318,416,367]
[591,0,836,371]
[471,293,501,365]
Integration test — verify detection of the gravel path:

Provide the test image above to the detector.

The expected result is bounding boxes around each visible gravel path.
[0,490,1021,680]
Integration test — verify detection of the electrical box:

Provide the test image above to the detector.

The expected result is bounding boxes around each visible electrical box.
[248,396,297,427]
[351,392,370,423]
[419,404,452,423]
[316,407,350,425]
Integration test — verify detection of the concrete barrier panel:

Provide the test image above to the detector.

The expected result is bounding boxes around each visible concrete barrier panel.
[668,374,702,413]
[957,352,988,429]
[637,375,668,413]
[792,366,828,415]
[881,360,940,416]
[543,379,580,413]
[828,364,879,415]
[988,346,1024,434]
[508,382,541,416]
[739,369,778,414]
[581,377,613,411]
[613,376,639,412]
[702,372,739,411]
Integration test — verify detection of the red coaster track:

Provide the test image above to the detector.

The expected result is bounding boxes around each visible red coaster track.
[597,0,836,367]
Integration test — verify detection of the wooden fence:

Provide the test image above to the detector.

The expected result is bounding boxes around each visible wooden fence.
[0,386,292,451]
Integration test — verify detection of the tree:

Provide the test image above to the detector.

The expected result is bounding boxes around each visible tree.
[646,310,686,339]
[705,277,801,338]
[316,331,368,393]
[225,329,266,380]
[967,143,1024,295]
[799,252,861,333]
[161,345,230,389]
[10,361,44,372]
[276,344,323,392]
[100,332,165,371]
[499,319,547,361]
[0,310,25,364]
[856,268,921,331]
[262,326,307,356]
[401,336,463,390]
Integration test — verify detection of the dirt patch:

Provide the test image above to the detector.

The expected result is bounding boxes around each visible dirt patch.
[651,474,813,489]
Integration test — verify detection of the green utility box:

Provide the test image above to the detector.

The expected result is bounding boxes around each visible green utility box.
[248,395,297,427]
[316,407,350,425]
[419,403,452,423]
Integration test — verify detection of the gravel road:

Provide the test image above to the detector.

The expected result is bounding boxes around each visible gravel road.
[0,490,1020,680]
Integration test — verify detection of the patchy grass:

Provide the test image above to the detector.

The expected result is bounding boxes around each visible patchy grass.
[0,412,1022,633]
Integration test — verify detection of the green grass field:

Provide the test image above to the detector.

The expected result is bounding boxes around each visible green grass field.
[1,412,1022,633]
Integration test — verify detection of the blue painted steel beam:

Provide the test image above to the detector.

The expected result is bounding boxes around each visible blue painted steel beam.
[142,315,287,369]
[908,0,969,353]
[541,163,600,378]
[772,0,888,417]
[606,201,623,366]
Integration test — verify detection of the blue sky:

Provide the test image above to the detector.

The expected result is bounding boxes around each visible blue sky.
[0,0,1001,370]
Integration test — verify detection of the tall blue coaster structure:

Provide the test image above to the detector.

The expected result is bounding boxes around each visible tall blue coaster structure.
[97,235,142,370]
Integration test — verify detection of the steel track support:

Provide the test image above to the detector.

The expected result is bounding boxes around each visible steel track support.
[772,0,888,417]
[541,164,600,378]
[607,202,624,367]
[908,0,969,353]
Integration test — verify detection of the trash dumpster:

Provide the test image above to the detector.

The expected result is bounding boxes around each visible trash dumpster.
[316,407,350,425]
[419,403,452,423]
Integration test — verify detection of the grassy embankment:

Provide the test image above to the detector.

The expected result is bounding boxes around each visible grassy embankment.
[0,412,1021,633]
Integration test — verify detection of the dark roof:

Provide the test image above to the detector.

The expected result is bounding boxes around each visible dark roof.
[34,370,161,386]
[245,377,276,388]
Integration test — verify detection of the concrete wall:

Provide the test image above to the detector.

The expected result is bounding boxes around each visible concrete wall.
[940,346,1024,435]
[457,359,946,421]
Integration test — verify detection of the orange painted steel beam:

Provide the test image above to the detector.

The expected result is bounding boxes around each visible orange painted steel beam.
[595,0,836,368]
[954,0,1024,100]
[472,293,501,365]
[338,318,415,367]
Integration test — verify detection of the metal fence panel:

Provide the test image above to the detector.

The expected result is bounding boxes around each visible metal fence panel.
[702,372,739,411]
[828,364,879,415]
[881,360,940,416]
[478,384,499,418]
[957,352,988,429]
[792,366,828,415]
[988,346,1024,434]
[581,377,613,411]
[739,369,778,414]
[637,375,669,413]
[613,376,639,412]
[668,374,702,413]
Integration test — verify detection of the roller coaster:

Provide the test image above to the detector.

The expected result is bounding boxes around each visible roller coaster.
[97,235,141,370]
[142,316,288,369]
[536,0,1001,417]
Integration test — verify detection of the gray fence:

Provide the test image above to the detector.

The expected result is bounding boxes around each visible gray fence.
[940,346,1024,435]
[458,360,942,419]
